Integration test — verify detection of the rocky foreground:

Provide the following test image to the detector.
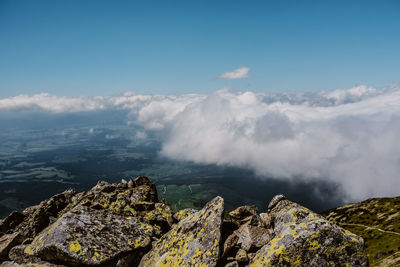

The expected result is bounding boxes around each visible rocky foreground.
[0,176,368,266]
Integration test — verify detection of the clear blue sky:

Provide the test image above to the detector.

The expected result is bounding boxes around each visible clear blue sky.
[0,0,399,97]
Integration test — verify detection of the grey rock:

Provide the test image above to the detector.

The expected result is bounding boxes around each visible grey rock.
[235,224,272,251]
[139,196,224,267]
[250,198,369,266]
[267,194,286,210]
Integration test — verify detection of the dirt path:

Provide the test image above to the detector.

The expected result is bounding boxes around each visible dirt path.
[341,223,400,236]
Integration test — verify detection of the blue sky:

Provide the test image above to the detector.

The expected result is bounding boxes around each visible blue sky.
[0,0,399,97]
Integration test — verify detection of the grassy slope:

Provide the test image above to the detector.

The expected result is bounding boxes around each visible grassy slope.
[321,196,400,266]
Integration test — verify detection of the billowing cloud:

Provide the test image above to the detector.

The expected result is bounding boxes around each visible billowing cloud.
[130,86,400,201]
[1,85,400,201]
[218,67,250,80]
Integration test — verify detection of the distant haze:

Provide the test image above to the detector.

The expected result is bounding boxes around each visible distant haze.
[1,85,400,201]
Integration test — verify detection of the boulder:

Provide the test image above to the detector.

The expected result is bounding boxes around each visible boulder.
[235,248,249,262]
[229,206,263,227]
[143,200,174,233]
[139,196,224,267]
[250,195,369,266]
[225,261,239,267]
[0,260,63,267]
[235,224,272,251]
[20,177,167,265]
[0,233,20,261]
[0,212,24,235]
[17,188,78,240]
[259,213,271,229]
[173,208,197,222]
[222,233,239,257]
[24,206,154,265]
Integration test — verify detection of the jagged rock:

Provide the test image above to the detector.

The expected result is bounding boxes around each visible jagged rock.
[0,189,78,244]
[0,233,20,261]
[173,208,197,222]
[236,248,249,262]
[222,233,239,257]
[143,200,174,233]
[0,260,64,267]
[225,261,239,267]
[127,179,134,188]
[247,252,256,260]
[267,194,286,210]
[259,213,271,229]
[250,196,369,266]
[18,188,78,240]
[139,196,224,267]
[229,206,263,227]
[7,244,48,265]
[18,177,170,265]
[133,176,158,203]
[235,224,272,251]
[0,212,24,235]
[8,244,30,262]
[24,205,154,265]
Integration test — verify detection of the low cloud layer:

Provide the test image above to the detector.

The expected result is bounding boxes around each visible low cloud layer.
[218,67,250,80]
[132,86,400,201]
[1,85,399,200]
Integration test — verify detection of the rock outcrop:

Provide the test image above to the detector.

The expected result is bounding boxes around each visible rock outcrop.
[139,196,224,266]
[250,196,368,266]
[0,177,369,266]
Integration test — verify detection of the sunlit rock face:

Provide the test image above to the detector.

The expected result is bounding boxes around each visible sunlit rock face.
[250,196,368,266]
[0,177,369,267]
[139,196,224,267]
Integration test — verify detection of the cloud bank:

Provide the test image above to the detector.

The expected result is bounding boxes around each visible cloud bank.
[1,85,400,200]
[131,86,400,201]
[218,67,250,80]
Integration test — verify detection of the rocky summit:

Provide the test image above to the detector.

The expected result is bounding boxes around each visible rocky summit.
[0,176,368,266]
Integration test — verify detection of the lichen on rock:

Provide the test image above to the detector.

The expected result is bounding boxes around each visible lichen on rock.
[250,195,369,266]
[139,196,224,267]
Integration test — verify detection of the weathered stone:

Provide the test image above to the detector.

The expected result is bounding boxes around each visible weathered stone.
[234,224,272,251]
[229,206,263,227]
[24,206,154,265]
[267,194,286,210]
[8,244,42,264]
[0,260,65,267]
[0,233,20,261]
[173,208,197,222]
[247,252,256,260]
[130,185,154,203]
[17,188,78,240]
[143,201,174,233]
[259,213,271,229]
[235,248,249,262]
[116,250,147,267]
[225,260,239,267]
[250,198,369,266]
[139,196,224,267]
[127,179,134,188]
[223,233,239,258]
[0,212,25,234]
[133,176,158,203]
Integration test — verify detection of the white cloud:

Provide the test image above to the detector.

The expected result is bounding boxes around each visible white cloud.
[130,86,400,201]
[0,92,203,114]
[1,86,400,201]
[218,67,250,80]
